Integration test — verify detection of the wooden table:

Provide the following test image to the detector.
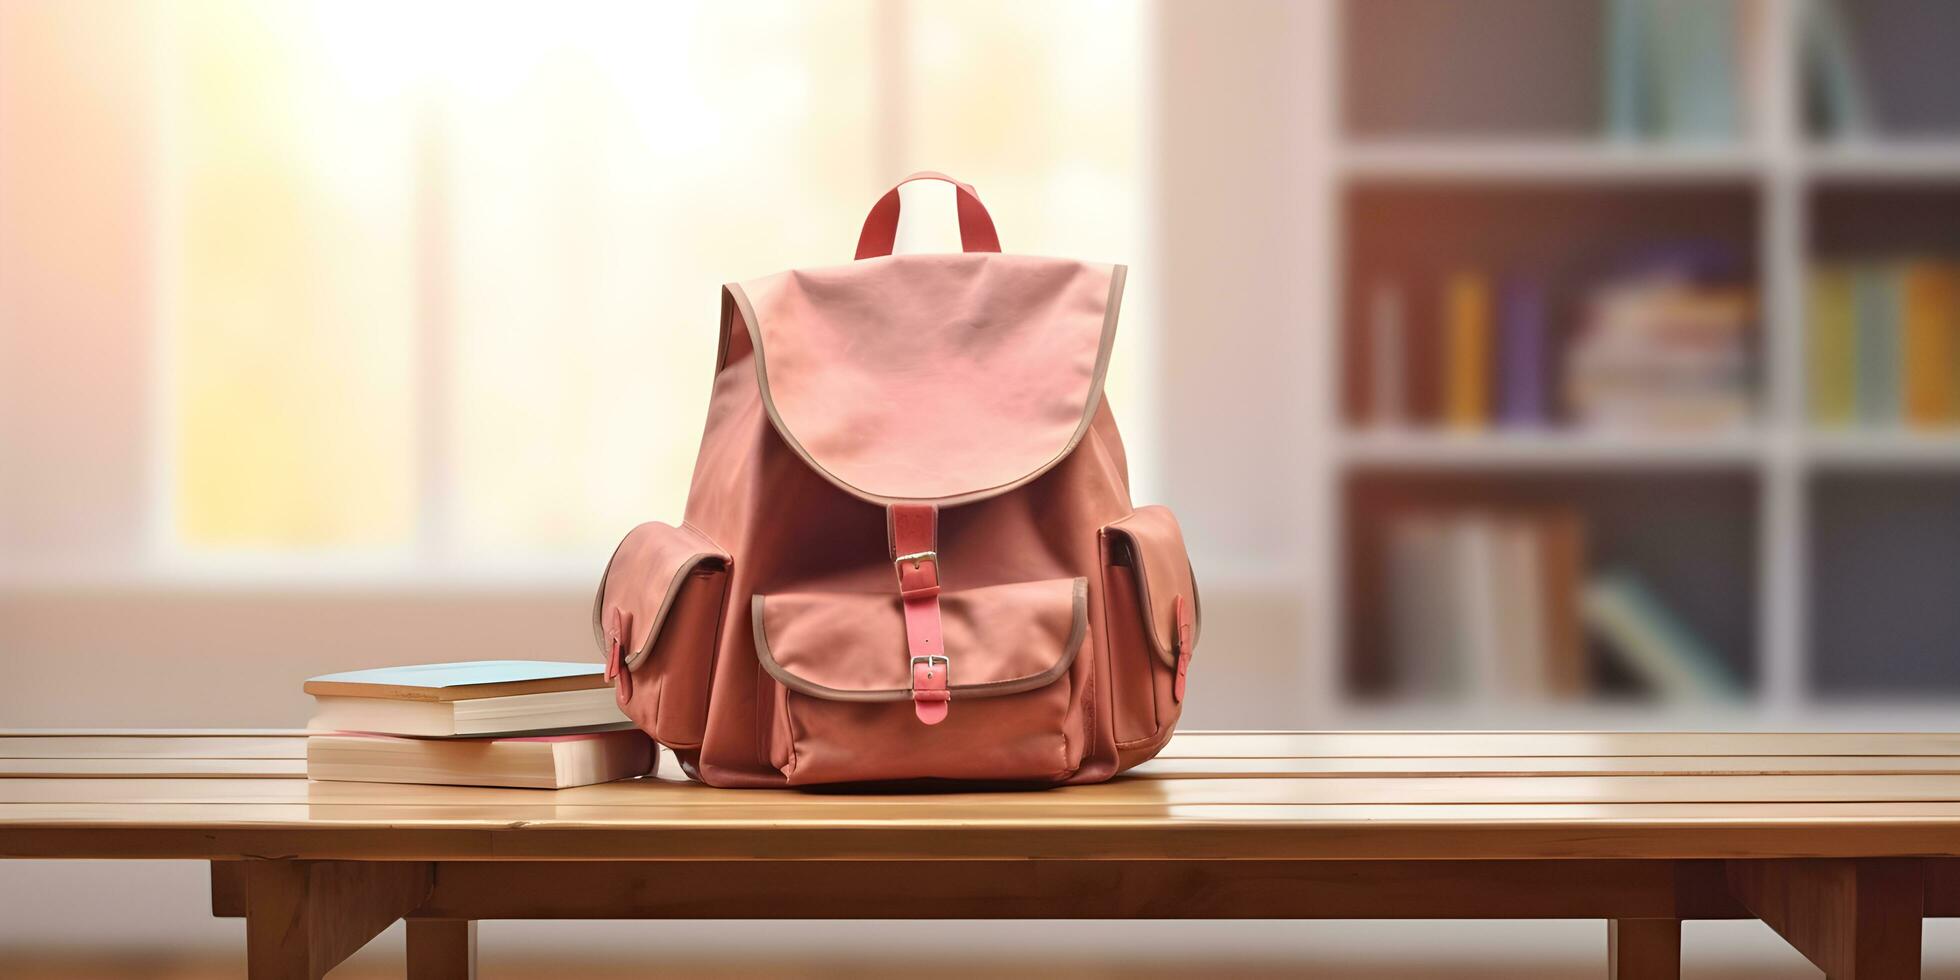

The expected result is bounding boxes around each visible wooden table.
[10,732,1960,979]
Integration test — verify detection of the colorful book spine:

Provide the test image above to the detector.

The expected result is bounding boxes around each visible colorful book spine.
[1603,0,1650,139]
[1582,572,1742,701]
[1655,0,1739,142]
[1802,0,1873,139]
[1444,272,1492,430]
[1450,517,1504,698]
[1853,263,1901,427]
[1386,516,1456,697]
[1498,280,1549,427]
[1535,512,1589,699]
[1808,263,1857,427]
[1368,280,1407,429]
[1902,261,1958,428]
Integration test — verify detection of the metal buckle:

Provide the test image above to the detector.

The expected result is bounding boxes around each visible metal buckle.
[909,654,949,682]
[894,550,939,593]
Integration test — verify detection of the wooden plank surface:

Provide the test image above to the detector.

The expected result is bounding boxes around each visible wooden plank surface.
[12,813,1960,861]
[23,730,1960,758]
[0,735,306,759]
[15,772,1960,806]
[1157,732,1960,758]
[0,758,308,778]
[14,751,1960,780]
[10,731,1960,861]
[1131,756,1960,777]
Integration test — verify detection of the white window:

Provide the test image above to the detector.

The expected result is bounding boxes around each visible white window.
[147,0,1154,578]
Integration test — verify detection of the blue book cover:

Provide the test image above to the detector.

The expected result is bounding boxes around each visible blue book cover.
[1603,0,1650,139]
[1583,572,1743,701]
[1654,0,1740,141]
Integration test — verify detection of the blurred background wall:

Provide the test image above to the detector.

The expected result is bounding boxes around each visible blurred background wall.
[6,0,1960,975]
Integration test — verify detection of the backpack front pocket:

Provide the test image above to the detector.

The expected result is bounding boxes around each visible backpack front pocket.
[1100,506,1201,750]
[593,522,731,750]
[752,577,1088,785]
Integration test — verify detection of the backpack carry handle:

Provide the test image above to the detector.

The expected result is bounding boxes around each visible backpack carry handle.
[854,171,1002,260]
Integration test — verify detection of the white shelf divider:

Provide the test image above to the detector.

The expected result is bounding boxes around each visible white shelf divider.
[1804,141,1960,181]
[1758,0,1808,718]
[1805,430,1960,468]
[1337,429,1767,469]
[1339,140,1768,182]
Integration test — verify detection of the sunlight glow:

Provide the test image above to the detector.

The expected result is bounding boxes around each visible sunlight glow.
[166,0,1151,565]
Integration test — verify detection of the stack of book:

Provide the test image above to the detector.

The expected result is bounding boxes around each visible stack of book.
[1564,269,1755,433]
[1379,509,1744,702]
[1809,258,1960,429]
[305,660,653,789]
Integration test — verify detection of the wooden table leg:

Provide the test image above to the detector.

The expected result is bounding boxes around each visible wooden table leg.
[210,860,248,917]
[243,860,432,979]
[407,919,478,980]
[1727,858,1924,980]
[1609,918,1680,980]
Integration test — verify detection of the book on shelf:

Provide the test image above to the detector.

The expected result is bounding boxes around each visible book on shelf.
[1815,258,1960,431]
[1498,279,1550,428]
[1535,514,1589,698]
[1653,0,1741,142]
[1564,266,1754,433]
[1385,516,1458,697]
[305,660,629,738]
[307,728,656,790]
[1808,263,1857,427]
[1804,0,1960,137]
[1801,0,1873,138]
[1603,0,1650,140]
[1903,262,1959,427]
[1582,572,1743,701]
[1603,0,1742,142]
[1449,517,1504,697]
[1380,508,1588,701]
[1492,519,1547,700]
[1443,272,1493,431]
[1853,263,1902,426]
[1366,279,1407,428]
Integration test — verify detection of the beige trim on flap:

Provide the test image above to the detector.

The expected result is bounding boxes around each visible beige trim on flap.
[724,264,1126,509]
[591,524,731,671]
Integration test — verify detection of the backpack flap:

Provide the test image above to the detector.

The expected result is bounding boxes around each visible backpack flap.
[1102,506,1202,677]
[592,522,730,677]
[725,255,1125,507]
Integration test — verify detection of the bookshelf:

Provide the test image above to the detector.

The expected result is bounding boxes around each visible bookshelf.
[1306,0,1960,728]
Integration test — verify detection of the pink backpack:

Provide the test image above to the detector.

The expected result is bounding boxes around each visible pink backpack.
[593,173,1199,786]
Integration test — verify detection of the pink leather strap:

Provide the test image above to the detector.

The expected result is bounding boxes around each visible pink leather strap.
[604,608,632,704]
[854,171,1002,260]
[889,503,948,724]
[1173,595,1192,703]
